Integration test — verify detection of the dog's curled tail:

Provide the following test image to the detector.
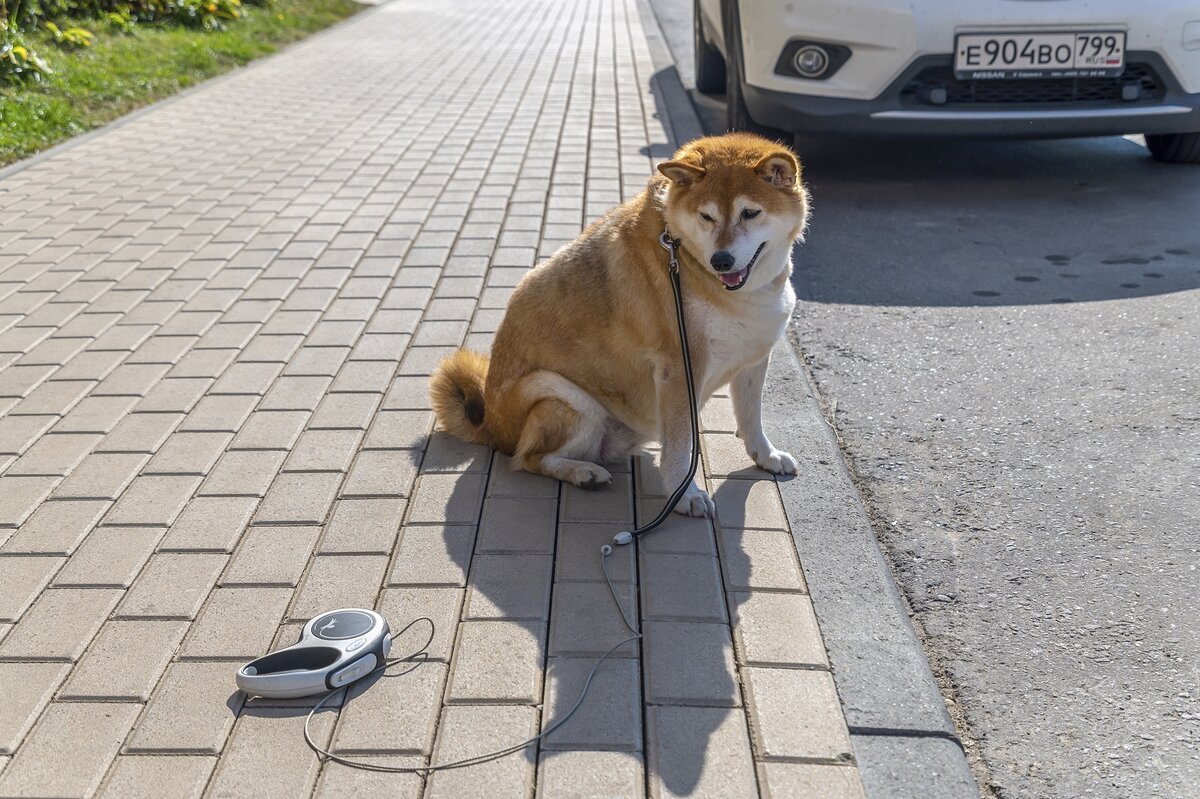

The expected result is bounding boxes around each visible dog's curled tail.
[430,349,492,447]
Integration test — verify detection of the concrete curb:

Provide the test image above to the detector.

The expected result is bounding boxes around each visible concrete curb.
[633,0,705,149]
[762,342,980,799]
[634,1,980,795]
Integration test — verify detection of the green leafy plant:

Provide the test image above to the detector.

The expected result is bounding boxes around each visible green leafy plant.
[103,9,134,30]
[44,20,93,46]
[169,0,241,30]
[2,0,36,29]
[1,25,52,82]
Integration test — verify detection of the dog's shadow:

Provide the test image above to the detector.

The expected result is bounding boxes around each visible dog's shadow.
[369,419,776,795]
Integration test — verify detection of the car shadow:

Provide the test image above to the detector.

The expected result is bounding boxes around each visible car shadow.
[790,134,1200,308]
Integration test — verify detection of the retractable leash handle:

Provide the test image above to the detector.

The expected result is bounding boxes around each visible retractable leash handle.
[237,609,391,699]
[607,230,703,552]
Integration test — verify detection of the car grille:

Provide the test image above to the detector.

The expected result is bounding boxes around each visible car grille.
[900,63,1166,105]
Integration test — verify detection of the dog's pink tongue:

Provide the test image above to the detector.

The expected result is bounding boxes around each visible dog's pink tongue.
[720,267,747,287]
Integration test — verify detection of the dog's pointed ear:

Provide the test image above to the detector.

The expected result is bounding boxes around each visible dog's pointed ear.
[754,151,800,189]
[657,160,706,186]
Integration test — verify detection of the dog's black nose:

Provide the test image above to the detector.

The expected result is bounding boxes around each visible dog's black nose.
[710,251,735,272]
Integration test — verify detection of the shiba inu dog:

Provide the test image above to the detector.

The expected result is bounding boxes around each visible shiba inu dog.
[429,132,810,516]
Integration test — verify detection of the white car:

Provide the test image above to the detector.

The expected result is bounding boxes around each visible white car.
[694,0,1200,162]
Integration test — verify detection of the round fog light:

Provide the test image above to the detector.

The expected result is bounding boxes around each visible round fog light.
[793,45,830,78]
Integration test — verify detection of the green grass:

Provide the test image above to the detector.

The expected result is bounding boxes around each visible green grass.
[1,0,360,166]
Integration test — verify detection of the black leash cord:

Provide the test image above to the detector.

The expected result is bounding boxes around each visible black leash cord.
[609,231,702,547]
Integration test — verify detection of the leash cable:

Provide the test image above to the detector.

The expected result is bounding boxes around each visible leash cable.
[303,228,702,774]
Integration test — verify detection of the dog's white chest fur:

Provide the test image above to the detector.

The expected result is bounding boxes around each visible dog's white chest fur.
[690,277,795,397]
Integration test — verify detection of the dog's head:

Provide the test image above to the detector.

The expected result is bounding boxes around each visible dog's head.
[657,133,809,293]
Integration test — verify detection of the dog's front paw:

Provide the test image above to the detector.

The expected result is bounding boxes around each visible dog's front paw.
[672,484,715,517]
[569,463,613,490]
[753,449,798,476]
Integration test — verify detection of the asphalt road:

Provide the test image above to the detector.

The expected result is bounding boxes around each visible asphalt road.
[649,2,1200,797]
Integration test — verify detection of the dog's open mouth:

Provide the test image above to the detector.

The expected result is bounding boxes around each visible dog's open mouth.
[719,242,765,291]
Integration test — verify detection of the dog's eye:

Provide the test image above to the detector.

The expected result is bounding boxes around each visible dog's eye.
[699,212,714,223]
[741,209,761,220]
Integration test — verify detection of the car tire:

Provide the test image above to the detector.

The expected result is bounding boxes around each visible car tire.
[693,0,726,95]
[1145,132,1200,164]
[722,0,791,143]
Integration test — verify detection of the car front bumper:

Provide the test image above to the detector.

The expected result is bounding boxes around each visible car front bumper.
[745,53,1200,138]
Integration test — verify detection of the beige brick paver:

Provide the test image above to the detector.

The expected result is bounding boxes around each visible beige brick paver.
[718,527,809,592]
[93,413,180,456]
[103,474,202,526]
[647,706,759,799]
[549,581,640,658]
[378,587,464,663]
[537,751,646,798]
[0,702,141,798]
[221,525,321,586]
[254,471,342,524]
[447,621,547,704]
[159,495,259,551]
[0,662,71,753]
[0,555,63,621]
[51,526,163,586]
[0,0,863,793]
[339,449,419,498]
[542,657,642,751]
[759,762,868,799]
[181,586,291,658]
[333,663,447,755]
[0,475,59,527]
[97,756,215,799]
[312,758,423,799]
[0,587,121,660]
[124,661,243,753]
[290,554,389,620]
[464,554,553,621]
[387,524,475,586]
[49,454,147,502]
[420,432,491,474]
[59,620,189,700]
[743,667,857,761]
[425,705,540,799]
[477,495,558,553]
[206,708,335,798]
[554,522,637,583]
[642,620,740,707]
[640,552,728,623]
[199,449,288,497]
[7,432,101,475]
[319,497,406,553]
[143,430,232,475]
[114,553,227,619]
[560,474,635,524]
[712,477,793,531]
[730,591,829,668]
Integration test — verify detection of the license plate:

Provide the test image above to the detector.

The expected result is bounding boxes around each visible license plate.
[954,31,1126,79]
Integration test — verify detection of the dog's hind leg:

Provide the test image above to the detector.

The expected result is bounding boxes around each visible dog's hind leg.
[512,372,612,490]
[599,417,644,463]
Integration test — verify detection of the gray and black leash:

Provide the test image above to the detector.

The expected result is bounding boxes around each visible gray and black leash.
[304,227,704,774]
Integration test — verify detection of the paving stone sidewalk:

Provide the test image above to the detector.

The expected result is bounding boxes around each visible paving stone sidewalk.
[0,0,866,796]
